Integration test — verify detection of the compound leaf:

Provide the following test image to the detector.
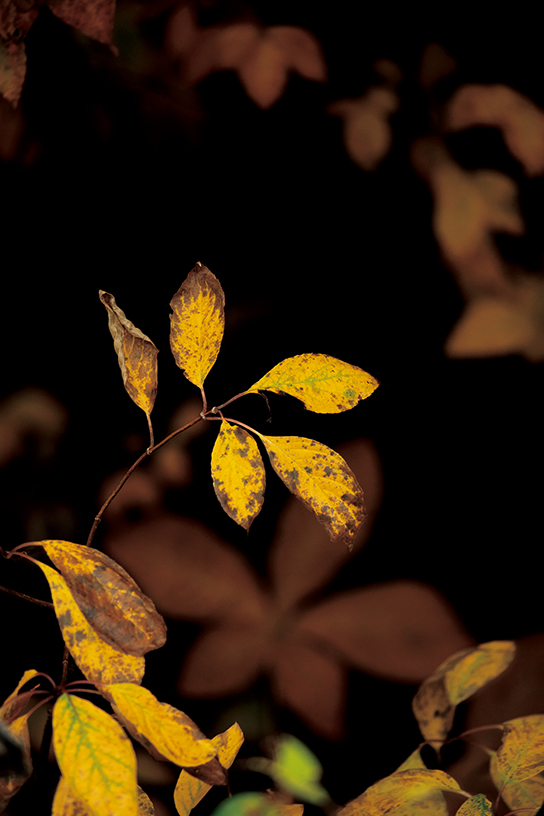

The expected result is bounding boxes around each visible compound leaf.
[257,434,365,548]
[53,693,138,816]
[38,539,166,657]
[338,770,463,816]
[170,263,225,389]
[36,561,145,686]
[211,421,265,530]
[247,354,378,413]
[496,715,544,782]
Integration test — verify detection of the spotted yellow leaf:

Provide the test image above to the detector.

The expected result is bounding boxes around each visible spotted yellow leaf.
[337,769,464,816]
[490,749,544,815]
[256,433,365,548]
[36,561,145,686]
[53,693,138,816]
[456,794,493,816]
[211,421,265,530]
[53,776,154,816]
[497,715,544,782]
[170,263,225,389]
[247,354,378,413]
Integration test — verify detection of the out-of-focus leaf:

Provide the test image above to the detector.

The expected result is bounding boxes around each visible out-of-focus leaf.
[338,770,464,816]
[455,794,493,816]
[99,291,159,420]
[391,748,448,816]
[496,715,544,782]
[0,717,32,812]
[446,84,544,176]
[247,354,378,414]
[328,88,399,171]
[211,421,265,530]
[37,539,166,657]
[104,683,217,768]
[170,263,225,390]
[48,0,116,44]
[53,693,138,816]
[419,43,456,89]
[0,40,27,108]
[210,792,302,816]
[257,434,365,548]
[36,561,145,686]
[490,749,544,816]
[266,734,330,805]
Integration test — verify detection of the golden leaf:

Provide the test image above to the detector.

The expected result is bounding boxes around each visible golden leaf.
[247,354,378,414]
[170,262,225,390]
[103,683,217,767]
[497,715,544,782]
[328,88,399,171]
[53,694,138,816]
[36,561,145,685]
[99,291,158,418]
[211,420,266,530]
[53,776,155,816]
[256,433,365,547]
[455,794,493,816]
[390,749,449,816]
[337,769,463,816]
[490,749,544,816]
[38,539,166,657]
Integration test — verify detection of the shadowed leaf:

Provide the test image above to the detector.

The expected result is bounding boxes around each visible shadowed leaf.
[211,421,266,530]
[0,715,33,812]
[211,792,303,816]
[49,0,115,44]
[497,715,544,782]
[456,794,493,816]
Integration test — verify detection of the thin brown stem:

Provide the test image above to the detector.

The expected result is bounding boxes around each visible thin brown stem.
[146,412,155,450]
[211,391,251,413]
[0,583,54,608]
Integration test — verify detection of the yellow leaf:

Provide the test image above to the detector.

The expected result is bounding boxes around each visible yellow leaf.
[174,722,244,816]
[247,354,378,414]
[103,683,216,767]
[36,561,145,686]
[38,539,166,657]
[256,433,365,547]
[0,669,39,722]
[497,715,544,782]
[53,776,155,816]
[211,421,266,530]
[412,641,515,743]
[53,693,138,816]
[99,291,158,417]
[337,769,462,816]
[455,794,493,816]
[490,749,544,816]
[170,263,225,389]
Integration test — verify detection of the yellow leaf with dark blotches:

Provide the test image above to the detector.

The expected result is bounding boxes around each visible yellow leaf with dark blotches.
[103,683,216,768]
[247,354,378,414]
[455,794,493,816]
[37,539,166,657]
[412,641,515,744]
[496,715,544,782]
[99,291,158,419]
[174,722,244,815]
[490,749,544,816]
[337,769,463,816]
[170,263,225,389]
[53,776,155,816]
[256,434,365,548]
[391,748,448,816]
[36,561,145,686]
[53,693,138,816]
[211,421,265,530]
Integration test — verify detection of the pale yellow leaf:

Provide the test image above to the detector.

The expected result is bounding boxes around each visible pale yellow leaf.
[36,561,145,685]
[211,421,266,530]
[337,769,462,816]
[497,715,544,782]
[257,434,365,548]
[170,263,225,389]
[53,693,138,816]
[490,749,544,816]
[247,354,378,413]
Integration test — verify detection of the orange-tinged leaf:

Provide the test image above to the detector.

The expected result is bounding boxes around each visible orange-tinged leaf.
[455,794,493,816]
[103,683,217,767]
[170,263,225,389]
[53,693,138,816]
[38,539,166,657]
[490,750,544,816]
[328,88,399,171]
[99,291,158,418]
[49,0,116,45]
[247,354,378,414]
[256,433,366,548]
[496,715,544,782]
[36,561,145,685]
[337,769,463,816]
[211,421,266,530]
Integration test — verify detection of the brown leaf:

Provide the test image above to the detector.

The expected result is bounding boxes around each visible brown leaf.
[48,0,115,44]
[329,87,399,171]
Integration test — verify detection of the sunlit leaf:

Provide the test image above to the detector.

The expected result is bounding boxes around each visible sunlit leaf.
[53,693,138,816]
[328,89,399,171]
[496,715,544,782]
[211,421,266,530]
[211,792,303,816]
[99,291,159,420]
[104,683,217,767]
[455,794,493,816]
[338,769,464,816]
[53,776,155,816]
[170,262,225,389]
[257,433,365,548]
[38,539,166,657]
[490,749,544,816]
[247,354,378,414]
[36,561,145,685]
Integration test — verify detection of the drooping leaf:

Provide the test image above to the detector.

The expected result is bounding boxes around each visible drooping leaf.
[328,88,399,171]
[174,723,244,816]
[37,539,166,657]
[337,770,464,816]
[170,263,225,390]
[53,693,138,816]
[257,434,365,548]
[99,290,158,423]
[496,715,544,782]
[36,561,145,686]
[490,749,544,816]
[247,354,378,414]
[455,794,493,816]
[103,683,217,768]
[52,777,155,816]
[211,421,266,530]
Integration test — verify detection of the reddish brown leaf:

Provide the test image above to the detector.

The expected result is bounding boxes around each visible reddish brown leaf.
[329,87,399,171]
[48,0,115,44]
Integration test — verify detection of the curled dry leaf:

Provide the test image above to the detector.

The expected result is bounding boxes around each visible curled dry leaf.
[328,87,399,171]
[211,420,266,530]
[38,539,166,657]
